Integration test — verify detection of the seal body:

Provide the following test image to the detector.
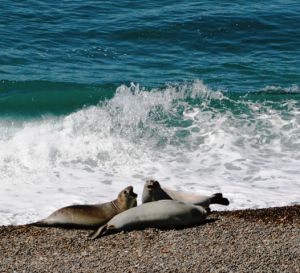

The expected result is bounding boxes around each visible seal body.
[163,188,229,207]
[142,180,229,208]
[90,200,207,239]
[30,186,137,229]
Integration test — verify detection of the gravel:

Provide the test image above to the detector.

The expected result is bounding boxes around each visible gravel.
[0,205,299,273]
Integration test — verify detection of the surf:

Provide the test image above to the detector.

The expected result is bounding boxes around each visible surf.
[1,80,300,225]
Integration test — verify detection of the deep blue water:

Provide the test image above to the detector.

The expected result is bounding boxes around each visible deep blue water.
[0,0,299,115]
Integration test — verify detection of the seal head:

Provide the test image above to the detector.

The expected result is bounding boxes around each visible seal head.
[115,185,138,211]
[142,180,172,203]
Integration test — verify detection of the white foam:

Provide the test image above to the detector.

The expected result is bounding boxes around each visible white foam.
[0,81,300,225]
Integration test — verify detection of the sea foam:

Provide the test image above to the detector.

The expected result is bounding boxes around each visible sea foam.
[0,81,300,225]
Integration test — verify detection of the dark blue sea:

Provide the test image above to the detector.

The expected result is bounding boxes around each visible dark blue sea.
[0,1,299,224]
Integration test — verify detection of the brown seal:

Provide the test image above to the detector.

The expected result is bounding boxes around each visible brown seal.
[30,186,137,229]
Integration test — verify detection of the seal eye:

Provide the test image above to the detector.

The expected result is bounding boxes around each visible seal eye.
[123,190,128,195]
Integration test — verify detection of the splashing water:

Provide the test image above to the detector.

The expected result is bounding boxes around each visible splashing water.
[1,80,300,224]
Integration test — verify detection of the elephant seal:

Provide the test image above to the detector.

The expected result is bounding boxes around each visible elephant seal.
[90,200,207,239]
[142,180,229,208]
[30,186,137,229]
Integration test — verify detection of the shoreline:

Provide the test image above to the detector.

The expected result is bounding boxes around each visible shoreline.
[1,205,299,272]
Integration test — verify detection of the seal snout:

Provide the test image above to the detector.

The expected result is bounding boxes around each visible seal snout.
[127,186,138,198]
[146,180,159,190]
[131,191,138,198]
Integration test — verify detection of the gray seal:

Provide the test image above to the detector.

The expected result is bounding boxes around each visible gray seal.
[90,200,207,239]
[142,180,229,208]
[30,186,137,229]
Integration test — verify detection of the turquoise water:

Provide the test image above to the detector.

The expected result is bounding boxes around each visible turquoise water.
[1,1,299,115]
[0,1,300,224]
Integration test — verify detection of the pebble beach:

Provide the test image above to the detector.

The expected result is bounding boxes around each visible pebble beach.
[1,205,299,273]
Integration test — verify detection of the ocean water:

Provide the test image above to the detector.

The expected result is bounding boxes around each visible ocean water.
[1,1,300,225]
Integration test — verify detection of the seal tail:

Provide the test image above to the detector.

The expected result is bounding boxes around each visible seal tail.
[89,224,108,240]
[210,193,230,206]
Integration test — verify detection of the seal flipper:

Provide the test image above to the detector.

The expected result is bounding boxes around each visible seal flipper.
[27,220,51,227]
[89,224,109,240]
[210,193,230,206]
